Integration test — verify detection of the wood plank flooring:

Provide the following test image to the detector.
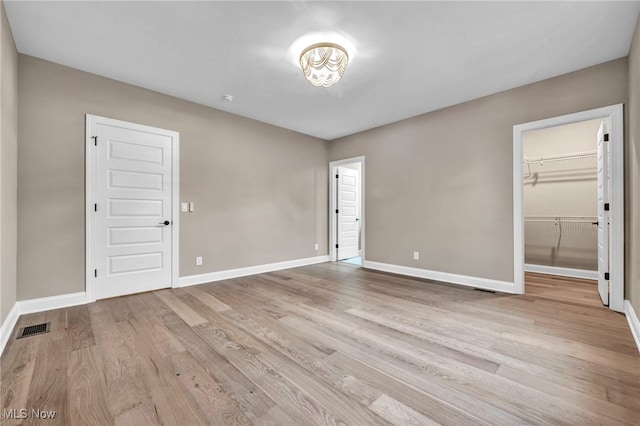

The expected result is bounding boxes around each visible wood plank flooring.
[1,263,639,425]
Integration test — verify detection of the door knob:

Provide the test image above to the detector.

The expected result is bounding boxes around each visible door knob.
[159,220,170,226]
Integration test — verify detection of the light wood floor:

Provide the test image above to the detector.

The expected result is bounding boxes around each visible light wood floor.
[2,263,639,425]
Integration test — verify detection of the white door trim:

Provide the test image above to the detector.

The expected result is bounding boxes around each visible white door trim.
[85,114,180,302]
[513,104,624,312]
[329,156,365,262]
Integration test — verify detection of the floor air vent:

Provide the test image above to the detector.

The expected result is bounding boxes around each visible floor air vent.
[16,322,51,339]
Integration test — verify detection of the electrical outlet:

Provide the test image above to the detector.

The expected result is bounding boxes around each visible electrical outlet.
[315,243,319,250]
[181,202,188,212]
[196,256,203,266]
[413,251,419,260]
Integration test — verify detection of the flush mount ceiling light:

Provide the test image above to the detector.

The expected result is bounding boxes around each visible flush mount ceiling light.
[299,42,349,87]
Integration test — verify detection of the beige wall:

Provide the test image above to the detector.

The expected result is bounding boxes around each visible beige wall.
[1,1,18,326]
[329,59,628,283]
[628,17,640,315]
[18,55,328,301]
[523,119,601,270]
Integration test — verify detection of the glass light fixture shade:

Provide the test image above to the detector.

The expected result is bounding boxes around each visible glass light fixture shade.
[299,42,349,87]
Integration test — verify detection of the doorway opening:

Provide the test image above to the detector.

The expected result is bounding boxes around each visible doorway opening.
[523,119,601,276]
[522,119,602,300]
[329,156,365,265]
[513,104,624,312]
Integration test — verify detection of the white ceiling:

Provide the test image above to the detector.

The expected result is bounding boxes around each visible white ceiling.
[5,1,640,140]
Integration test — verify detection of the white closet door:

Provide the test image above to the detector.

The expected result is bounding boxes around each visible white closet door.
[596,122,610,306]
[337,166,359,260]
[95,121,173,299]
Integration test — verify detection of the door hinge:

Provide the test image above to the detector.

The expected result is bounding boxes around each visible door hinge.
[94,269,97,278]
[336,209,339,214]
[604,133,609,142]
[336,174,339,179]
[335,244,339,248]
[604,272,610,280]
[604,203,610,211]
[91,136,98,146]
[94,203,97,212]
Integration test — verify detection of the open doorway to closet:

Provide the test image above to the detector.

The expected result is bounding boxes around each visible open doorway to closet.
[513,104,624,312]
[329,156,365,265]
[523,119,602,278]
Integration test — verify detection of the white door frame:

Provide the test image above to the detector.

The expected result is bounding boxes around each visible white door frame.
[85,114,180,303]
[329,156,365,262]
[513,104,624,312]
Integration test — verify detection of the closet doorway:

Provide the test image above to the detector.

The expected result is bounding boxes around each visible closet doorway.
[329,157,365,265]
[523,119,601,278]
[513,104,624,312]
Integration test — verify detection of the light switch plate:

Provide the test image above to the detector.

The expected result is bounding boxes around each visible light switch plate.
[181,203,188,212]
[189,202,194,212]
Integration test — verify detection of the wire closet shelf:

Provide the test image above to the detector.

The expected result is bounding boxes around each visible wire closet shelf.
[524,216,598,250]
[524,216,598,224]
[523,150,597,177]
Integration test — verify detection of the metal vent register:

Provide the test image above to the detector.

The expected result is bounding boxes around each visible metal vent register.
[16,322,51,339]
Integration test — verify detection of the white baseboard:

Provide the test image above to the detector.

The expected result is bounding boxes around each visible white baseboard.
[0,303,20,356]
[624,300,640,353]
[362,260,517,294]
[2,255,332,354]
[524,264,598,280]
[0,291,88,355]
[177,255,330,288]
[17,291,88,315]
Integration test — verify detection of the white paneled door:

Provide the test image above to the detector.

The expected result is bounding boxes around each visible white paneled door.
[337,166,359,260]
[596,122,610,306]
[92,118,176,299]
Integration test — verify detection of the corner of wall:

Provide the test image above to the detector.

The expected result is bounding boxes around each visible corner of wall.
[0,0,19,329]
[627,15,640,316]
[0,0,4,327]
